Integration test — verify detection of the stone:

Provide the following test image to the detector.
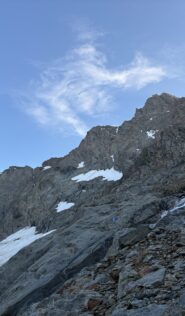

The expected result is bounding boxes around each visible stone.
[135,267,166,288]
[117,265,138,299]
[179,291,185,307]
[118,226,150,249]
[110,269,120,282]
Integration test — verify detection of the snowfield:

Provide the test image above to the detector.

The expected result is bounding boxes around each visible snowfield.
[72,167,123,182]
[56,201,75,212]
[0,227,55,267]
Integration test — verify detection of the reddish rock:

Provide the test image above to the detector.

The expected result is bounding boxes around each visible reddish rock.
[87,298,103,310]
[87,283,100,291]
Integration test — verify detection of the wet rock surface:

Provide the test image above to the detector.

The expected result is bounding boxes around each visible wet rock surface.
[1,93,185,315]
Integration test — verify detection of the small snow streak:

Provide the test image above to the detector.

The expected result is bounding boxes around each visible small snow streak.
[43,166,52,171]
[150,197,185,229]
[146,130,158,139]
[77,161,85,168]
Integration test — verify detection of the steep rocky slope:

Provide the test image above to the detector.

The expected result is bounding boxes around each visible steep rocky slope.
[1,93,185,315]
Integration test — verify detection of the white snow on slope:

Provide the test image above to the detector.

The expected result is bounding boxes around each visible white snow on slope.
[43,166,52,171]
[111,155,114,162]
[169,197,185,213]
[160,197,185,220]
[77,161,85,168]
[161,210,168,219]
[56,201,75,213]
[146,130,157,139]
[0,227,55,267]
[72,167,123,182]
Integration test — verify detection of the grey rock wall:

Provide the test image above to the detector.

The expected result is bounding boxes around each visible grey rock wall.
[1,93,185,315]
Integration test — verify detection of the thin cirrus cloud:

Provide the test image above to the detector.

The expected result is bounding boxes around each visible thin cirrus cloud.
[24,43,167,137]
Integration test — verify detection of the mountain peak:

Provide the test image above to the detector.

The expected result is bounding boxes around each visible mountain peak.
[143,92,179,113]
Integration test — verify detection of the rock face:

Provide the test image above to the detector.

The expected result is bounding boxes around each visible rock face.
[1,93,185,315]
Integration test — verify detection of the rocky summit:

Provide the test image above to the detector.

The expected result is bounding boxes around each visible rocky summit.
[2,93,185,315]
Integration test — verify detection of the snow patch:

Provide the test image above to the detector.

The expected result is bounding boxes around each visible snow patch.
[0,227,55,267]
[149,117,153,121]
[77,161,85,169]
[146,130,158,139]
[72,167,123,182]
[111,155,114,162]
[56,201,75,213]
[43,166,51,171]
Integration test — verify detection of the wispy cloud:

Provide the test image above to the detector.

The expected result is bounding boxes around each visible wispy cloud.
[70,19,105,43]
[21,40,167,137]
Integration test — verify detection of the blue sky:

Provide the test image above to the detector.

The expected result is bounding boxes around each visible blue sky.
[1,0,185,171]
